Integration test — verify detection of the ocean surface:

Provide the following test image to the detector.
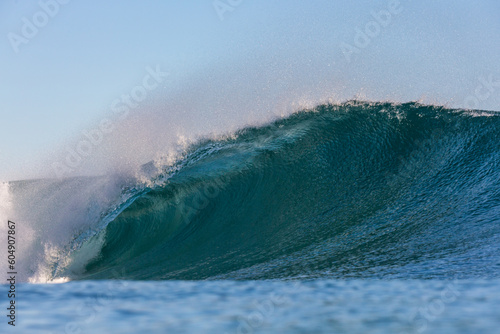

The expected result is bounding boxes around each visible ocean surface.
[2,101,500,333]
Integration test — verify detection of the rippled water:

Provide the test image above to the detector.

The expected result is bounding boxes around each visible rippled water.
[6,279,499,334]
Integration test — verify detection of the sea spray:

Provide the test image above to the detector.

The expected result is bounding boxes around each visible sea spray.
[4,101,494,282]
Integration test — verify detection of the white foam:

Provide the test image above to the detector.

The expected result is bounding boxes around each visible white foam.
[0,182,11,223]
[2,175,134,283]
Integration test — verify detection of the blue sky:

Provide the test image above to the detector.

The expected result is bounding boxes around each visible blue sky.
[1,0,499,181]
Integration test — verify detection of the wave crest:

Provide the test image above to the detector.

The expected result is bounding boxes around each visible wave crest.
[7,102,500,282]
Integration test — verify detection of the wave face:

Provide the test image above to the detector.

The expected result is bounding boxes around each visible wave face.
[10,102,500,282]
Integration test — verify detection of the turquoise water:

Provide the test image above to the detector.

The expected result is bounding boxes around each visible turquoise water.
[2,102,500,332]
